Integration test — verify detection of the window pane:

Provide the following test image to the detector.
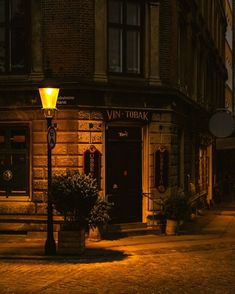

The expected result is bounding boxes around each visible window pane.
[0,0,28,73]
[0,0,5,23]
[0,126,29,196]
[0,154,7,195]
[126,2,140,25]
[11,28,25,71]
[0,28,5,72]
[0,154,5,167]
[12,154,27,192]
[108,0,123,24]
[0,153,28,195]
[10,129,27,149]
[10,0,25,24]
[10,0,26,71]
[126,31,140,74]
[0,129,5,148]
[109,28,123,72]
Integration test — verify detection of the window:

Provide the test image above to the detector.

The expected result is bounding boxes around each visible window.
[0,125,29,196]
[0,0,29,74]
[198,148,209,193]
[108,0,143,75]
[178,21,187,88]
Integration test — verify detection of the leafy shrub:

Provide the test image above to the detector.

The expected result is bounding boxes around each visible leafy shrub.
[88,198,113,229]
[51,171,99,228]
[163,190,190,221]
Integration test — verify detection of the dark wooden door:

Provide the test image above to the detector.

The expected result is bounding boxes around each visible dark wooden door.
[106,126,142,223]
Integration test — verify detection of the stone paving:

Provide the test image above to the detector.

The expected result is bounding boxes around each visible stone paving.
[0,246,235,293]
[0,202,235,294]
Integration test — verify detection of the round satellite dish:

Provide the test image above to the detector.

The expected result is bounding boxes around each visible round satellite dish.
[209,110,235,138]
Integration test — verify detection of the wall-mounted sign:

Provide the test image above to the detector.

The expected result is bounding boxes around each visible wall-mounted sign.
[155,146,169,193]
[47,126,56,149]
[57,96,76,105]
[84,145,101,189]
[118,131,128,137]
[2,169,13,181]
[104,109,150,122]
[209,109,235,138]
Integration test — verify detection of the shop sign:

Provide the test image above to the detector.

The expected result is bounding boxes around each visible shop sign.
[104,109,150,122]
[155,146,169,193]
[57,96,76,105]
[209,109,235,138]
[84,145,101,189]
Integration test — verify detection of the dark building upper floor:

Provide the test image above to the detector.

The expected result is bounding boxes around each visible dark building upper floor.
[0,0,228,112]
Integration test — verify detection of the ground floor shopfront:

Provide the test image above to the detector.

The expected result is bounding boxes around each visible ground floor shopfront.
[214,137,235,202]
[0,106,213,229]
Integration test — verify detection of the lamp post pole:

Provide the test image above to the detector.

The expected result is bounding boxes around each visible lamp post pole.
[45,116,56,255]
[39,80,59,255]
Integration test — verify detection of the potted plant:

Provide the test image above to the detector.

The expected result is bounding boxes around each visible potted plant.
[51,171,99,254]
[88,198,113,241]
[163,190,190,235]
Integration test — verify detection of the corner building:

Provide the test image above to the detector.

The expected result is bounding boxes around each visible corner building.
[0,0,227,228]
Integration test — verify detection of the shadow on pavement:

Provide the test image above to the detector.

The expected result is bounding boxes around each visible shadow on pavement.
[0,247,129,264]
[102,229,162,240]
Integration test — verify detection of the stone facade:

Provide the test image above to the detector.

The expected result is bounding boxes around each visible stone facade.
[0,0,227,228]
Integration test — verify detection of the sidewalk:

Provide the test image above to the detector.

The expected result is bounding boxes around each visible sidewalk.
[0,200,235,260]
[88,200,235,254]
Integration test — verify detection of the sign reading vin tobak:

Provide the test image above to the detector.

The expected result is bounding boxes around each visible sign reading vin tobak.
[105,109,151,122]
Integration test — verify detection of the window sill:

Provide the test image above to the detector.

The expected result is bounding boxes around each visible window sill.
[0,74,29,79]
[0,195,31,202]
[0,75,30,86]
[0,73,43,85]
[108,75,147,86]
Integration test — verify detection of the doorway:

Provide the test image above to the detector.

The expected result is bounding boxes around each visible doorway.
[106,126,142,223]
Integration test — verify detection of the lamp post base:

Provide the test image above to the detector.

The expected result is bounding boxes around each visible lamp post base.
[45,238,56,255]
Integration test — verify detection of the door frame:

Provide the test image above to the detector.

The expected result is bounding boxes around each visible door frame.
[104,122,148,223]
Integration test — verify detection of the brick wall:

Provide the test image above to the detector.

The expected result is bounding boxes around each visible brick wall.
[41,0,94,80]
[32,109,104,204]
[158,0,178,87]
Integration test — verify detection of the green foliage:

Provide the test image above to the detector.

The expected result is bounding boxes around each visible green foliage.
[163,190,190,221]
[51,171,99,228]
[88,198,113,229]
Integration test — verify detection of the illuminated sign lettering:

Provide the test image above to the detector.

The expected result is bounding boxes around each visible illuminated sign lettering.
[105,109,150,122]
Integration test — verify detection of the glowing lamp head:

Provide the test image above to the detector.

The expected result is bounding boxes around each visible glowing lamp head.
[39,77,60,118]
[39,87,60,110]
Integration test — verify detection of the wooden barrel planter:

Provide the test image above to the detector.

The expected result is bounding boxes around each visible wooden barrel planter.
[57,229,86,255]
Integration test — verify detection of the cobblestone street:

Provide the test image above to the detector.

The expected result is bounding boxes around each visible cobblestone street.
[0,245,235,294]
[0,202,235,294]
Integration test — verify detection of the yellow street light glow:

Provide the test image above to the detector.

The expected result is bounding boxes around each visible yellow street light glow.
[39,87,60,109]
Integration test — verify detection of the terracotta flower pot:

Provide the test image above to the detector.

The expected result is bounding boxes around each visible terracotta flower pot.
[165,219,179,235]
[88,226,102,242]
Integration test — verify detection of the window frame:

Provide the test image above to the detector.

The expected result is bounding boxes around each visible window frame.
[0,0,30,74]
[0,124,30,197]
[107,0,144,76]
[198,147,209,193]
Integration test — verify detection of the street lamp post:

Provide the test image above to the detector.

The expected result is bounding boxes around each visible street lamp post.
[39,83,60,255]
